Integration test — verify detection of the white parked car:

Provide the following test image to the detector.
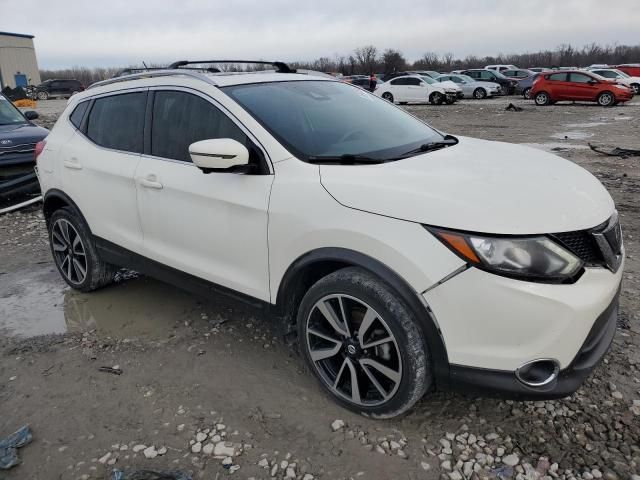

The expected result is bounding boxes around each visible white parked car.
[37,60,623,418]
[374,75,457,104]
[485,64,518,72]
[588,68,640,94]
[436,74,501,99]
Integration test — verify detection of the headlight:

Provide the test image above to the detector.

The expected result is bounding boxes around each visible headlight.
[427,227,584,282]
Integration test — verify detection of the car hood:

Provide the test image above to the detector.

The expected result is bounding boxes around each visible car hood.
[0,123,49,144]
[319,136,614,234]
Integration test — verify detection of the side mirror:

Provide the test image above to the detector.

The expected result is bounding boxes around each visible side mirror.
[24,111,39,120]
[189,139,250,173]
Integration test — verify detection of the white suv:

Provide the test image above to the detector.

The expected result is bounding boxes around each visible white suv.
[36,60,623,418]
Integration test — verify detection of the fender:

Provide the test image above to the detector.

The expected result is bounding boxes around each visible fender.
[275,247,451,388]
[42,188,87,226]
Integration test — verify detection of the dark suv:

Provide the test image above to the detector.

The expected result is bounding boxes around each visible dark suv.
[461,69,517,94]
[0,93,48,200]
[35,79,85,100]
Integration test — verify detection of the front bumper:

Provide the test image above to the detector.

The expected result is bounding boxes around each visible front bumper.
[446,291,618,399]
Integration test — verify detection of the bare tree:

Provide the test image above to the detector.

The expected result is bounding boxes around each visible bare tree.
[381,49,407,74]
[354,45,379,74]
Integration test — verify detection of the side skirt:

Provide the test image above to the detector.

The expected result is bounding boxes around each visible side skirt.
[94,236,272,314]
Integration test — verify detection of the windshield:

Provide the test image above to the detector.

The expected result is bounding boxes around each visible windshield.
[223,80,445,162]
[0,96,27,125]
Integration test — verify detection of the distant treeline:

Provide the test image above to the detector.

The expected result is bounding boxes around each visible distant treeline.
[40,43,640,85]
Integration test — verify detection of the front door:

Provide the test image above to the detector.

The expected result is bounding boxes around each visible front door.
[568,72,600,100]
[135,88,273,301]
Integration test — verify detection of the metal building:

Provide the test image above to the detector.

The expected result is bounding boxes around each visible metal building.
[0,31,41,89]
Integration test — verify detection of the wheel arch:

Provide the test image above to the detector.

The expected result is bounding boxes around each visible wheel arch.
[274,247,451,388]
[43,189,86,228]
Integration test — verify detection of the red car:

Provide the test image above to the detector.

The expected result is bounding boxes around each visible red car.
[531,70,634,106]
[616,64,640,77]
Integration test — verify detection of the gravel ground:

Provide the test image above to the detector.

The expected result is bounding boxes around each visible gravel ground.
[1,97,639,480]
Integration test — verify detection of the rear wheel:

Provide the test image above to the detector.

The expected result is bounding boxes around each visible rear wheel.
[534,91,551,106]
[473,88,487,99]
[381,92,394,103]
[523,87,532,99]
[49,207,117,292]
[429,92,444,105]
[597,91,615,107]
[297,267,430,418]
[36,90,49,100]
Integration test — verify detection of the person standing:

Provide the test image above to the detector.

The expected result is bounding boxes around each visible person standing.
[369,74,377,92]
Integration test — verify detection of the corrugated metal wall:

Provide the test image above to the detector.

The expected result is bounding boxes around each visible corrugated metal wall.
[0,34,41,89]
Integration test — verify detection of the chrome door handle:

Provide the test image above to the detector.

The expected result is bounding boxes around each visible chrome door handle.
[139,177,163,189]
[63,159,82,170]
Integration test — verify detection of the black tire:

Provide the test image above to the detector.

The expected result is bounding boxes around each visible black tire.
[429,92,444,105]
[297,267,430,418]
[381,92,394,103]
[630,83,639,95]
[399,101,408,105]
[534,91,551,106]
[36,91,49,100]
[48,207,117,292]
[597,91,615,107]
[444,96,456,104]
[523,87,532,99]
[473,87,487,99]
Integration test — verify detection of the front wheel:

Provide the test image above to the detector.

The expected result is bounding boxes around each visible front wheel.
[534,91,551,105]
[630,83,639,95]
[597,91,615,107]
[381,92,394,103]
[473,88,487,99]
[49,207,117,292]
[429,92,444,105]
[297,267,430,418]
[36,90,49,100]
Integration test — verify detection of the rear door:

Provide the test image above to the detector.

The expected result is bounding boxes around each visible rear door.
[544,73,568,99]
[60,91,146,252]
[135,88,273,301]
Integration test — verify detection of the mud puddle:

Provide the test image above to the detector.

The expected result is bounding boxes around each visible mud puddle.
[0,264,207,339]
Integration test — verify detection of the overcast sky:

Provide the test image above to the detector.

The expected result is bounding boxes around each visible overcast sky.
[6,0,640,69]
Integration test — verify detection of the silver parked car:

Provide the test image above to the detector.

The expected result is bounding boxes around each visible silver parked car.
[435,74,501,99]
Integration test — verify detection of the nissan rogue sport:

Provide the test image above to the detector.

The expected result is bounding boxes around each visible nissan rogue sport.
[36,61,623,418]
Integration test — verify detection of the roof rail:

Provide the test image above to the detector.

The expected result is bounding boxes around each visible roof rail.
[112,66,221,78]
[88,69,219,90]
[168,60,296,73]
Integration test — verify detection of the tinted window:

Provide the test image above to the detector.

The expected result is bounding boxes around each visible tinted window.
[547,73,567,81]
[86,92,146,153]
[69,101,89,129]
[569,73,593,83]
[479,71,494,80]
[405,78,421,86]
[151,91,248,162]
[594,70,616,78]
[390,78,407,85]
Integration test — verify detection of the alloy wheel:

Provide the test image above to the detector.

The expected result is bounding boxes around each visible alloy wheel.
[37,91,48,100]
[51,219,88,285]
[305,294,402,406]
[598,93,614,106]
[382,92,393,102]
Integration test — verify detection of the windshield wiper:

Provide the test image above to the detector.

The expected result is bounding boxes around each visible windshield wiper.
[307,154,385,165]
[398,135,459,158]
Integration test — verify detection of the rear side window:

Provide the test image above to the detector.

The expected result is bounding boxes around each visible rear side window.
[547,73,567,81]
[390,78,406,85]
[151,91,248,162]
[69,101,89,129]
[406,78,421,86]
[86,92,146,153]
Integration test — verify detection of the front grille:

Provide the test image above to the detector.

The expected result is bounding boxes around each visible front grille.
[0,143,36,155]
[552,231,603,265]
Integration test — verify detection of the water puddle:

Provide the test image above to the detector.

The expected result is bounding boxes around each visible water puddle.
[562,122,608,128]
[550,131,593,140]
[0,265,207,339]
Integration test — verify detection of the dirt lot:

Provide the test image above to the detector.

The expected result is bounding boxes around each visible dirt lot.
[1,97,639,480]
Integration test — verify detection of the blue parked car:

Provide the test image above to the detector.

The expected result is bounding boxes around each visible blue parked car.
[0,93,48,200]
[515,73,540,99]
